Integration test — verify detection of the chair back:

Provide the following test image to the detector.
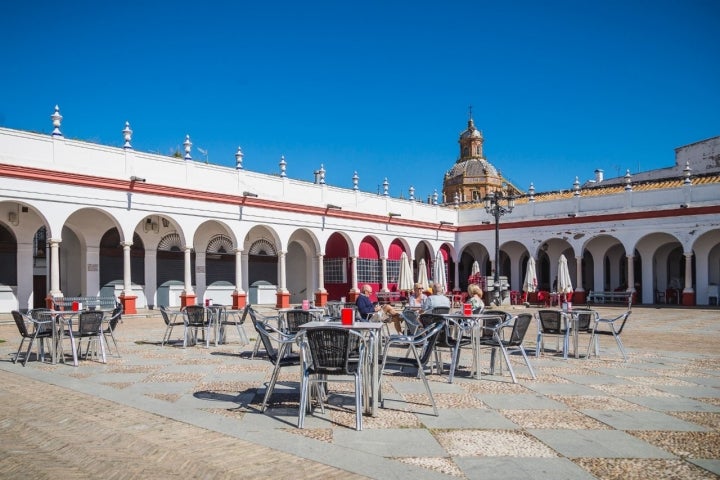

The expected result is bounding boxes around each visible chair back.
[478,314,504,340]
[78,311,105,336]
[284,309,312,334]
[537,309,563,333]
[252,319,280,364]
[483,309,511,322]
[430,306,451,315]
[615,311,631,335]
[573,309,596,332]
[506,313,533,346]
[159,306,173,326]
[29,308,52,321]
[304,327,363,375]
[12,310,31,338]
[401,308,420,335]
[107,304,123,330]
[416,313,447,365]
[184,305,207,327]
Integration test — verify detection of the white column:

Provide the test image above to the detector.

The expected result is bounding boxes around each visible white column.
[683,253,694,293]
[195,251,206,301]
[183,246,194,295]
[278,251,288,293]
[627,255,635,293]
[453,259,460,291]
[17,242,34,310]
[381,257,388,292]
[350,255,358,292]
[49,239,62,297]
[317,254,326,292]
[122,242,133,296]
[575,255,584,293]
[145,249,158,308]
[234,249,244,294]
[241,252,249,292]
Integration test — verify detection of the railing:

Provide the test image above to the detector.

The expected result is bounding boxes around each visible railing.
[52,296,118,311]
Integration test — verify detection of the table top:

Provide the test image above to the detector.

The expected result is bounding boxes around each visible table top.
[299,320,382,330]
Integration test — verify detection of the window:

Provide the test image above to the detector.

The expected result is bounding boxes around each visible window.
[357,258,381,284]
[324,257,347,284]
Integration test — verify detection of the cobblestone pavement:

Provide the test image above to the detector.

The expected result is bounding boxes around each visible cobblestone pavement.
[0,304,718,479]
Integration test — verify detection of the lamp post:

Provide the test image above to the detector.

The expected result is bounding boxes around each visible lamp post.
[484,191,515,305]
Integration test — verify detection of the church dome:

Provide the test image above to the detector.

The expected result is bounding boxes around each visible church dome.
[445,158,499,179]
[460,118,483,140]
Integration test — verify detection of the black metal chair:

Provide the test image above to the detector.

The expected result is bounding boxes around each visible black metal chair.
[250,307,302,412]
[586,309,631,361]
[379,314,445,415]
[218,305,250,345]
[102,303,123,356]
[535,309,568,357]
[12,310,54,366]
[298,327,366,430]
[480,313,536,383]
[182,305,211,348]
[160,306,185,346]
[74,310,107,363]
[432,315,473,383]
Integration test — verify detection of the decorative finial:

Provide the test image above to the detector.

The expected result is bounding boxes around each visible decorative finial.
[573,176,580,196]
[382,178,389,196]
[624,169,632,191]
[122,121,133,149]
[51,105,63,136]
[235,147,244,170]
[432,189,439,205]
[468,105,473,120]
[453,191,460,208]
[409,185,415,201]
[528,182,535,202]
[352,171,359,190]
[183,135,192,160]
[319,164,326,184]
[279,155,287,177]
[683,161,692,185]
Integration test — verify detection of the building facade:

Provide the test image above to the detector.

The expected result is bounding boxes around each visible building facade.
[0,108,718,313]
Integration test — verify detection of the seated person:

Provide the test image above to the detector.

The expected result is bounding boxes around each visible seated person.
[356,284,403,332]
[467,283,485,313]
[423,290,452,313]
[408,283,429,310]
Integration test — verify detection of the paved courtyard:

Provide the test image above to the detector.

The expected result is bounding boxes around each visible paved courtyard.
[0,304,718,479]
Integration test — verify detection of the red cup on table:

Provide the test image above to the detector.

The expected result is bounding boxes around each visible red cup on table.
[463,303,472,315]
[341,308,354,325]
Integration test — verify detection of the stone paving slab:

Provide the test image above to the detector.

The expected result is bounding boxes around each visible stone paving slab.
[0,304,719,479]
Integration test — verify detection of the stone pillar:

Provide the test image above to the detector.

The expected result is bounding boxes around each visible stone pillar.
[453,259,460,292]
[119,242,137,314]
[276,251,290,308]
[573,255,585,304]
[381,257,388,292]
[682,252,695,306]
[347,255,360,302]
[46,239,62,308]
[180,246,196,307]
[232,248,246,309]
[627,255,636,305]
[315,253,327,307]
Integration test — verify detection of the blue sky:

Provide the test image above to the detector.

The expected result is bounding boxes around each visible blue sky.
[2,1,718,200]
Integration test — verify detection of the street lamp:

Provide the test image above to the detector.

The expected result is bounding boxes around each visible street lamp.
[484,191,515,305]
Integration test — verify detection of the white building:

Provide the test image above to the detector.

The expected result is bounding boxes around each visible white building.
[0,107,718,313]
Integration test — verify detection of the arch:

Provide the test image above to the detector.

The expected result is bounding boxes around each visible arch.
[158,233,183,252]
[324,231,352,300]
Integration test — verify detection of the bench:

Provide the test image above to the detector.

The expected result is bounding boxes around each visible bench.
[52,296,118,311]
[587,291,632,304]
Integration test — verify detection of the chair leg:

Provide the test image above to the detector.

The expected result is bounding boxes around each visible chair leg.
[613,332,628,362]
[298,369,308,428]
[497,344,518,384]
[355,372,363,431]
[518,346,537,380]
[14,338,27,365]
[411,345,438,416]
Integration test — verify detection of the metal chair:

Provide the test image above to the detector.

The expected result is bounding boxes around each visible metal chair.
[74,310,107,363]
[11,310,54,366]
[102,303,123,357]
[160,306,185,346]
[480,313,537,383]
[247,305,281,359]
[218,305,250,345]
[182,305,211,348]
[250,308,302,412]
[535,309,568,357]
[431,315,472,383]
[298,327,366,430]
[586,309,631,361]
[379,314,445,415]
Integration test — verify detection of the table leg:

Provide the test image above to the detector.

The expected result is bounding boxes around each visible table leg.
[370,330,379,416]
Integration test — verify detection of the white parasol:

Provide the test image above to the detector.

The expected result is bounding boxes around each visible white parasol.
[522,257,538,293]
[471,260,480,276]
[397,252,414,292]
[417,258,430,291]
[557,254,574,301]
[433,251,447,295]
